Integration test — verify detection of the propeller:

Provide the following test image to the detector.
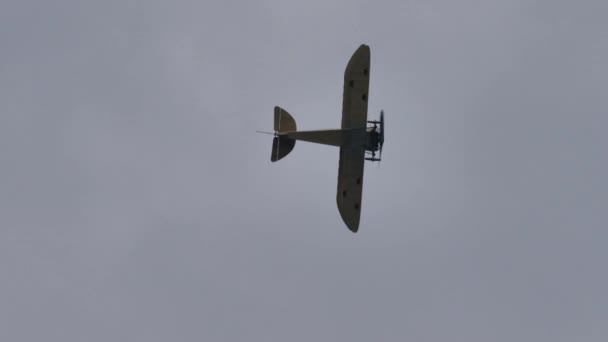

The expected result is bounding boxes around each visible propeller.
[378,110,384,164]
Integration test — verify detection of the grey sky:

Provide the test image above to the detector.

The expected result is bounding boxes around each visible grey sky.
[1,0,607,341]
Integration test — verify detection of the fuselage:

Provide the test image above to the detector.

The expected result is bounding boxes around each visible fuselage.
[365,127,381,152]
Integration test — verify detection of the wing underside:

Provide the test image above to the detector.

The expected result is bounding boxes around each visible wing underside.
[341,45,370,129]
[336,45,370,232]
[336,144,365,232]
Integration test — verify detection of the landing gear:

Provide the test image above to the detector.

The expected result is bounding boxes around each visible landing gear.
[365,150,380,162]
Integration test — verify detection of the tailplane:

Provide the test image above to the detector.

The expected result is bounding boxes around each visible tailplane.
[274,106,297,132]
[271,136,296,162]
[270,106,297,162]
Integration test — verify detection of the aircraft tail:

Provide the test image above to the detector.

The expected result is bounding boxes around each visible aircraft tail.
[270,106,297,162]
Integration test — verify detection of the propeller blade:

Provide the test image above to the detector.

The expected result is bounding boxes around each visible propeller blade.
[379,109,384,167]
[380,109,384,144]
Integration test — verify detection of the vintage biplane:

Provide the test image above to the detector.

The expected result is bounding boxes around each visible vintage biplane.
[261,44,384,233]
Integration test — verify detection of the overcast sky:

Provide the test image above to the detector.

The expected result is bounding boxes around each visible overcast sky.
[1,0,607,341]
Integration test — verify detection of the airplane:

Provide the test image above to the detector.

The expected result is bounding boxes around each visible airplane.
[260,44,384,233]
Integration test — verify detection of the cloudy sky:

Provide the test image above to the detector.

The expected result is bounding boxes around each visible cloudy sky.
[1,0,607,341]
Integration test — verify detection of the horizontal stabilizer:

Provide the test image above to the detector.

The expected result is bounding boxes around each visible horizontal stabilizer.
[271,136,296,162]
[274,106,297,132]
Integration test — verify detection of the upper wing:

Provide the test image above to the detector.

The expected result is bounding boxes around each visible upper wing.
[341,45,370,129]
[336,45,370,233]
